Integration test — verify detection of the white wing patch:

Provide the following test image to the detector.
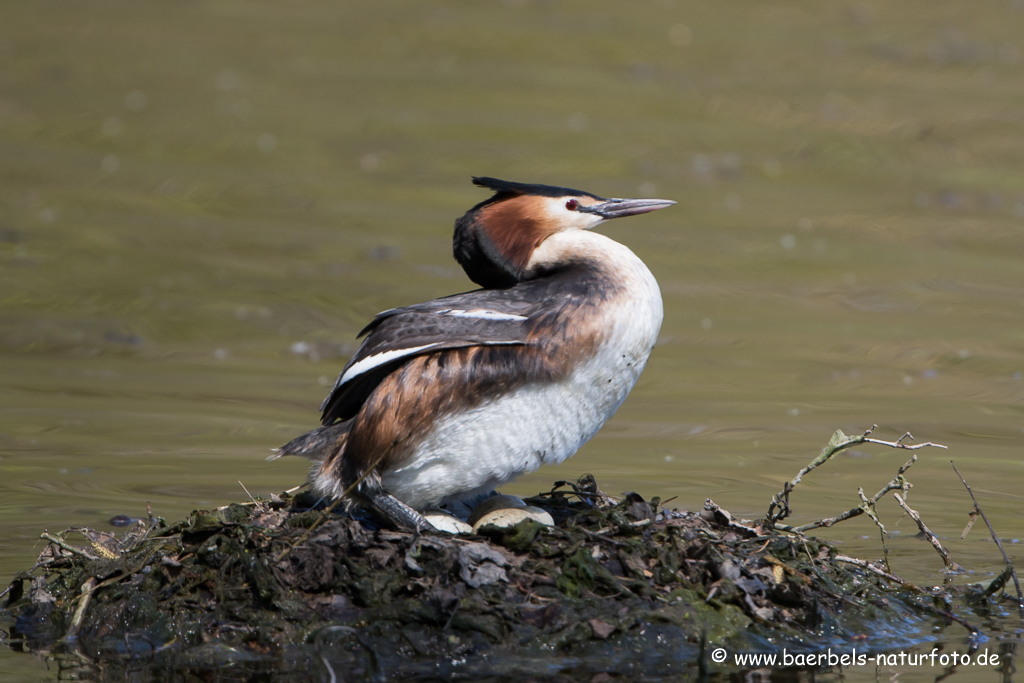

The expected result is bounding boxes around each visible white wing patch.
[438,309,528,322]
[339,343,440,385]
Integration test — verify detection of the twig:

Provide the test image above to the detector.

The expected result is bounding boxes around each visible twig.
[578,527,628,548]
[283,483,308,496]
[40,532,100,561]
[218,481,269,511]
[767,425,945,527]
[928,606,981,637]
[703,499,759,537]
[774,455,917,535]
[836,555,978,636]
[951,462,1023,616]
[835,555,911,587]
[64,577,98,640]
[238,481,260,505]
[832,555,977,635]
[893,493,963,573]
[770,423,942,528]
[776,506,864,534]
[858,486,893,574]
[800,539,817,566]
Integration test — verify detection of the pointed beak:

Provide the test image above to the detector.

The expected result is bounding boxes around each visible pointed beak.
[582,197,676,220]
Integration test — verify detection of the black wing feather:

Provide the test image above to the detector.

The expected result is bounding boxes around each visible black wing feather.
[320,288,537,424]
[319,270,601,426]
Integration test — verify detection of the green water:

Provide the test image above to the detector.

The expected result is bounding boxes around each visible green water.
[2,0,1023,679]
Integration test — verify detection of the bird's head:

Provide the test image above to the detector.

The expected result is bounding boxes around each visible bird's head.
[453,176,674,288]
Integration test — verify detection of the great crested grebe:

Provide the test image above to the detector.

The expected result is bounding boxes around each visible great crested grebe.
[276,177,674,529]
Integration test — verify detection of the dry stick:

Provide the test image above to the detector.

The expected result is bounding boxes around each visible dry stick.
[801,458,920,578]
[238,481,261,507]
[40,532,100,561]
[775,453,917,534]
[951,461,1024,616]
[835,556,980,635]
[767,425,945,527]
[64,577,98,640]
[857,486,894,574]
[893,492,963,573]
[775,507,863,533]
[834,555,912,587]
[221,483,309,512]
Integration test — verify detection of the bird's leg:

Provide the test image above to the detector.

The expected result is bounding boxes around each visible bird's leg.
[366,490,431,531]
[340,457,429,531]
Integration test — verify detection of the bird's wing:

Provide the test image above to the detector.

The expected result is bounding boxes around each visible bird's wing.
[319,288,539,424]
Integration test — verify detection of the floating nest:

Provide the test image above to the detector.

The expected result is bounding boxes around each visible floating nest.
[1,476,972,680]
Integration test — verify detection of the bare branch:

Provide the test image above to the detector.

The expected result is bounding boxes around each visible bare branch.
[766,426,945,527]
[893,493,963,573]
[776,505,864,534]
[40,532,100,561]
[66,577,98,640]
[836,555,978,635]
[951,462,1023,616]
[774,454,917,536]
[835,555,909,586]
[863,435,948,451]
[858,486,893,574]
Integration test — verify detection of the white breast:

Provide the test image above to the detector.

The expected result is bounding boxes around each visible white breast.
[382,233,663,510]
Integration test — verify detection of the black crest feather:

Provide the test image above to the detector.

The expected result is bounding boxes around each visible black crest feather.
[471,177,603,201]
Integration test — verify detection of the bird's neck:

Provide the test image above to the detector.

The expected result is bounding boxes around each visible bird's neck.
[524,230,639,281]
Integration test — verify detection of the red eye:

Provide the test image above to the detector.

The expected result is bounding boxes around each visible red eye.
[565,199,579,210]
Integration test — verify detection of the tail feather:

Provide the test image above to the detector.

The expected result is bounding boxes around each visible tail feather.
[271,422,350,462]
